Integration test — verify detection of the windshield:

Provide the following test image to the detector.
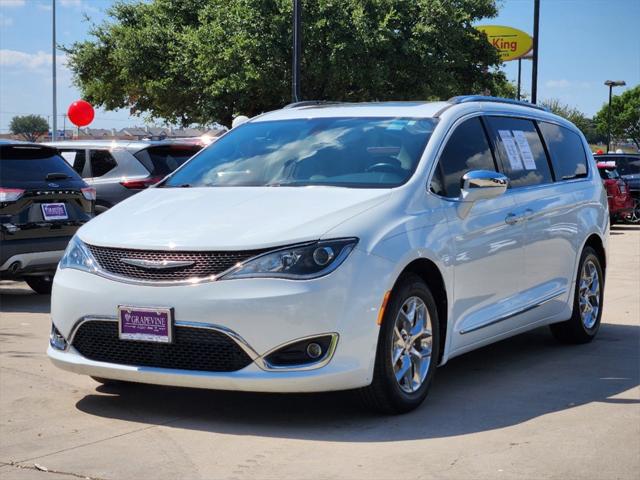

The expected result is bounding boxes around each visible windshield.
[135,145,202,177]
[163,117,437,188]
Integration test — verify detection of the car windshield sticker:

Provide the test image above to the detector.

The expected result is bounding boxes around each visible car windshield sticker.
[386,120,407,130]
[498,130,524,171]
[512,130,537,170]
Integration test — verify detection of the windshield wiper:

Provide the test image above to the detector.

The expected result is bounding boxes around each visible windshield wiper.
[159,183,192,188]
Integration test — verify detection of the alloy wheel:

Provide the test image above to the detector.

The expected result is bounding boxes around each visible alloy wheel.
[391,296,433,393]
[578,259,600,329]
[625,199,640,224]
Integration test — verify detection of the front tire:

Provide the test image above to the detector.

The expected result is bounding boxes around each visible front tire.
[360,273,440,414]
[550,246,604,344]
[25,276,53,294]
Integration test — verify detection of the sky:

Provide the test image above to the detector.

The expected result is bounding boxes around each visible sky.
[1,0,639,133]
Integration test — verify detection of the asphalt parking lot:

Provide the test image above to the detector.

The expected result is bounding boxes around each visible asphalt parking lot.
[1,226,638,480]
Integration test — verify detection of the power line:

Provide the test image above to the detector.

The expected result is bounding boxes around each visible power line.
[0,111,138,123]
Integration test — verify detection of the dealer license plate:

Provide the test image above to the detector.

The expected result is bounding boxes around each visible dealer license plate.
[118,306,173,343]
[41,203,68,221]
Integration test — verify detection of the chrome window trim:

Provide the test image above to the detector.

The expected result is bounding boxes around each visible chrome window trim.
[58,317,339,372]
[459,288,567,335]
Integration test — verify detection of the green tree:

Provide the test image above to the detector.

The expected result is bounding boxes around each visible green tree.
[65,0,511,126]
[594,85,640,149]
[9,115,50,142]
[541,99,605,144]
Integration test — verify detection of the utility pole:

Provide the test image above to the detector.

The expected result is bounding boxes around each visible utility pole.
[291,0,302,103]
[52,0,57,141]
[517,58,522,101]
[531,0,540,104]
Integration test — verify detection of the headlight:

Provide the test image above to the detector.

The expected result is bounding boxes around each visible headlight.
[220,238,358,280]
[59,235,99,274]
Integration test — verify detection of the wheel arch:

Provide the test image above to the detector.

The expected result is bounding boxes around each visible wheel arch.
[393,258,448,365]
[583,233,607,273]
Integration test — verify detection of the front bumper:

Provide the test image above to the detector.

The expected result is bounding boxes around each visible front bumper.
[48,248,394,392]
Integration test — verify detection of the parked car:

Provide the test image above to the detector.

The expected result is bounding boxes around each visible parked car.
[48,97,608,413]
[594,153,640,223]
[1,141,95,293]
[45,140,203,213]
[596,161,634,224]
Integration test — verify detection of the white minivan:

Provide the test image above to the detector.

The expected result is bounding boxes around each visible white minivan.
[48,96,608,413]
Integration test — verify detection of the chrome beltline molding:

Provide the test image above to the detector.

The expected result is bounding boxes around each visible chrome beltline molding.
[59,316,338,372]
[460,288,567,335]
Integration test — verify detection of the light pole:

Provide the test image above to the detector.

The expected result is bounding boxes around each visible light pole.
[531,0,540,104]
[52,0,57,141]
[604,80,626,153]
[291,0,302,103]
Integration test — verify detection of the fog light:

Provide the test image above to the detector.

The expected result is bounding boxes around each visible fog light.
[263,334,336,367]
[306,342,323,359]
[49,324,67,351]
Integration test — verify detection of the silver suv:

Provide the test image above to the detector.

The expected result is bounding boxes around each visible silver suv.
[46,140,202,213]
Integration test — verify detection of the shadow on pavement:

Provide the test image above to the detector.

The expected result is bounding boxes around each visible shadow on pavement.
[0,282,50,314]
[611,224,640,232]
[75,323,639,441]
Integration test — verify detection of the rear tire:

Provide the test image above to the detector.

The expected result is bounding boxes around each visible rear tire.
[550,246,604,344]
[359,273,440,414]
[625,198,640,224]
[25,276,53,294]
[95,204,109,215]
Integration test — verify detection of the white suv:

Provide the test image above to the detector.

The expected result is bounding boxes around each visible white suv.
[48,96,608,413]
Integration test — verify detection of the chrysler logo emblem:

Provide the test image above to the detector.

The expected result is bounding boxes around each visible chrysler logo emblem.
[120,258,195,270]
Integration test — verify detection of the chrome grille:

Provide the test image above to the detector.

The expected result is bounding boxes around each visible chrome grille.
[87,244,267,282]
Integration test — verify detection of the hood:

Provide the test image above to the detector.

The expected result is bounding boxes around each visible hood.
[78,186,392,250]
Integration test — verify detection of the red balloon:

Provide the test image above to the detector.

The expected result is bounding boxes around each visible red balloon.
[67,100,95,127]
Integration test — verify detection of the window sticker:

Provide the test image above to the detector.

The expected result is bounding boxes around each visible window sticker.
[512,130,537,170]
[386,120,407,130]
[498,130,524,171]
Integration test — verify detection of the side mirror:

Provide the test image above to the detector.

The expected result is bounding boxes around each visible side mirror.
[457,170,508,219]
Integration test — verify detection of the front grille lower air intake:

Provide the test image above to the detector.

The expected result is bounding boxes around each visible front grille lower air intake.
[72,320,253,372]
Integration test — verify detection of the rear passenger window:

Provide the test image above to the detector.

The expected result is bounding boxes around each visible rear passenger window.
[431,117,496,198]
[538,122,588,180]
[485,117,553,188]
[89,150,117,177]
[59,149,87,176]
[617,157,640,175]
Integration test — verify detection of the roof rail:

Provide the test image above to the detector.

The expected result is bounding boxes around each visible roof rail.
[448,95,549,112]
[283,100,342,109]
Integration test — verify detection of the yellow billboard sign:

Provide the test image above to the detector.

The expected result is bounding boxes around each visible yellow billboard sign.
[477,25,533,62]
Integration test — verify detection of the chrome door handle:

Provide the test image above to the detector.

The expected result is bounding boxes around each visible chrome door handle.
[505,213,521,225]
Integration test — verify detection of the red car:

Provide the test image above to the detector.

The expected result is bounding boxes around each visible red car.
[597,161,634,223]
